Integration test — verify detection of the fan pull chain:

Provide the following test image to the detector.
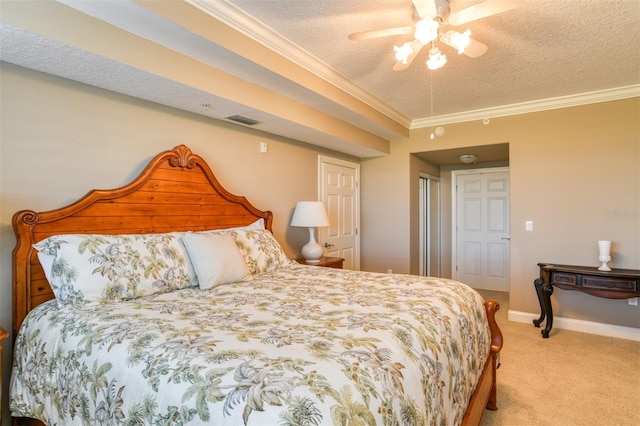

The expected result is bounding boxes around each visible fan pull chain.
[430,69,435,140]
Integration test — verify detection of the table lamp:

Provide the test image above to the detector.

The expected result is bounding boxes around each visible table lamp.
[290,201,330,263]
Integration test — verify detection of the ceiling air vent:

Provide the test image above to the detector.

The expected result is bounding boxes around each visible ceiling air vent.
[225,115,260,126]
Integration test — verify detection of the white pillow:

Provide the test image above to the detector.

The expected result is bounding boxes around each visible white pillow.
[196,218,265,234]
[242,218,265,231]
[182,232,251,290]
[34,232,197,307]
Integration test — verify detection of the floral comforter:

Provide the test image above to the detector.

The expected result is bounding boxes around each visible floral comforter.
[11,264,491,425]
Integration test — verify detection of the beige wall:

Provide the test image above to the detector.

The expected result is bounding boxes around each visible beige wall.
[363,98,639,330]
[1,60,639,421]
[0,63,359,416]
[360,141,412,273]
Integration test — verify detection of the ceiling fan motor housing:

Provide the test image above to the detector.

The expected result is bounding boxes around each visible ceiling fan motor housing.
[434,0,451,20]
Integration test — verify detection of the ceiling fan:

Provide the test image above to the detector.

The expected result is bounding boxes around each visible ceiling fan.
[348,0,520,71]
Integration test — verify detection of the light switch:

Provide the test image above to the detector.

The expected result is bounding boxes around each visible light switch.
[525,221,533,231]
[259,142,268,153]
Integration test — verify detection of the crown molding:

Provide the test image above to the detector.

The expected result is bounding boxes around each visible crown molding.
[187,0,410,127]
[188,1,638,132]
[411,85,640,128]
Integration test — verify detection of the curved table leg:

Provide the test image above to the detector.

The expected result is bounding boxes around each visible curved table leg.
[533,278,546,328]
[540,283,554,338]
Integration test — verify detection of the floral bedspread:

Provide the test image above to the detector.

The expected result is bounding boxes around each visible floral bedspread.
[11,264,491,425]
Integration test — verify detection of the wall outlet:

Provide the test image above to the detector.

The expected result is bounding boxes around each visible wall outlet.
[387,269,393,274]
[629,298,638,306]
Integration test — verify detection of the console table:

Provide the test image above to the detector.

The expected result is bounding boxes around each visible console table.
[533,263,640,338]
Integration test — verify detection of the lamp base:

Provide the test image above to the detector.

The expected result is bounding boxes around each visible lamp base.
[301,227,323,263]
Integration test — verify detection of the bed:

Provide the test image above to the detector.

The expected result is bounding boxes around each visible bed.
[10,144,502,425]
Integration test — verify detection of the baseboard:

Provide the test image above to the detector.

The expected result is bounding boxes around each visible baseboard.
[508,310,640,341]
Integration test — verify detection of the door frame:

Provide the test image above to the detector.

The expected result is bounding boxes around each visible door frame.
[318,155,361,270]
[451,166,510,283]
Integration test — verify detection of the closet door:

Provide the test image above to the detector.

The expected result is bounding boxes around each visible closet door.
[454,168,510,291]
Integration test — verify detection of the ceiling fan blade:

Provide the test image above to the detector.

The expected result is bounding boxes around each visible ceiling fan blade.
[462,38,488,57]
[414,0,453,21]
[448,0,521,26]
[439,30,487,57]
[412,0,437,19]
[449,0,489,13]
[393,41,424,71]
[348,26,413,41]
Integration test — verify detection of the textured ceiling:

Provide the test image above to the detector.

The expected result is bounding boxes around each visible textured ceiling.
[1,0,638,161]
[227,0,640,121]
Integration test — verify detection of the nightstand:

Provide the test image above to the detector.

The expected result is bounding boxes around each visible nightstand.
[296,256,344,269]
[0,327,7,423]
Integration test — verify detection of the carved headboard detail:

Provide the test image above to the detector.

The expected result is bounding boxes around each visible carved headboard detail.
[12,144,272,336]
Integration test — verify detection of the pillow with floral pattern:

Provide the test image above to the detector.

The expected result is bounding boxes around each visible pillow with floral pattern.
[34,232,197,307]
[230,229,293,274]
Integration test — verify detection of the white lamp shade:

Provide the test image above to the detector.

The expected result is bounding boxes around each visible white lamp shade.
[290,201,329,227]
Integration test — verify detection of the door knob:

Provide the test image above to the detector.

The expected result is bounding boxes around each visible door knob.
[324,242,335,248]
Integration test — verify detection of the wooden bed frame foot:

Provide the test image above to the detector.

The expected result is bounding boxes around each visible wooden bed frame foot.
[461,300,503,425]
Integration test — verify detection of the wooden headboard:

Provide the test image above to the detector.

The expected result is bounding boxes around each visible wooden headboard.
[12,144,272,337]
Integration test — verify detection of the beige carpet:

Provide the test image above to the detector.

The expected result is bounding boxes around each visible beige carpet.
[477,290,640,426]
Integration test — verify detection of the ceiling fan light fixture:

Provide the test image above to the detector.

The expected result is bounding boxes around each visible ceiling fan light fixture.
[426,46,447,70]
[414,19,439,44]
[442,29,471,54]
[394,42,414,63]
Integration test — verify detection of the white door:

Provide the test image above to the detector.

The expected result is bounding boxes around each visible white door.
[318,156,360,270]
[453,168,510,291]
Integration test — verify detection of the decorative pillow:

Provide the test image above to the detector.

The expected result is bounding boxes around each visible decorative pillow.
[34,232,197,307]
[182,231,251,290]
[230,229,293,274]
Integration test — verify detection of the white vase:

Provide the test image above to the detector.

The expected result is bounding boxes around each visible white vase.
[597,240,611,271]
